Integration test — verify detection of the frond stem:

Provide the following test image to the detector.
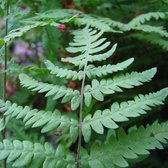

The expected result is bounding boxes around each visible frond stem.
[76,62,87,168]
[2,0,10,168]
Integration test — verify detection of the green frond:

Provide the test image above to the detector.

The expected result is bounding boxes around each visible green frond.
[94,17,127,31]
[130,33,168,51]
[0,139,75,168]
[86,121,168,168]
[84,68,157,106]
[61,26,117,67]
[4,21,60,43]
[30,9,77,21]
[82,88,168,142]
[75,15,122,32]
[134,25,168,38]
[19,74,80,110]
[86,58,134,78]
[0,100,78,142]
[128,12,165,27]
[45,58,134,80]
[45,60,84,80]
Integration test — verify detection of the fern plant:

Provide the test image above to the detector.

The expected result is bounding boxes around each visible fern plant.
[0,26,168,168]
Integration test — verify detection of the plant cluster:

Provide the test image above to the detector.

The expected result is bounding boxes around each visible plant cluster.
[0,1,168,168]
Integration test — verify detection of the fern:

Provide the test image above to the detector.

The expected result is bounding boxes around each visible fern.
[4,21,60,43]
[62,26,117,67]
[84,68,157,105]
[133,25,168,38]
[2,10,168,45]
[87,121,168,168]
[45,58,134,80]
[0,100,78,139]
[74,15,122,33]
[0,23,168,168]
[130,33,168,51]
[82,88,168,142]
[128,12,166,27]
[19,74,80,110]
[0,140,75,167]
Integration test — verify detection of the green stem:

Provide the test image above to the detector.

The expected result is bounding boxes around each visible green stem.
[3,0,10,168]
[76,62,87,168]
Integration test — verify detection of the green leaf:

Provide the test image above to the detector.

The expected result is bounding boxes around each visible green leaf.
[71,95,80,110]
[19,73,80,108]
[84,68,157,104]
[89,159,104,168]
[85,122,168,168]
[0,38,5,46]
[0,100,78,143]
[82,88,168,140]
[62,27,117,67]
[84,92,92,107]
[0,140,75,167]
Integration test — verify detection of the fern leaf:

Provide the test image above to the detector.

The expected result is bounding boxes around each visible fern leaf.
[0,100,78,142]
[31,9,76,21]
[82,88,168,142]
[45,60,84,80]
[45,58,134,80]
[134,25,168,38]
[130,33,168,51]
[0,139,75,167]
[61,26,117,67]
[19,74,80,110]
[75,15,122,33]
[4,21,60,43]
[86,121,168,168]
[128,12,165,27]
[84,68,157,106]
[87,58,134,78]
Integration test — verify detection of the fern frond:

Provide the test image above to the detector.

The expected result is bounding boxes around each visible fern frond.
[130,33,168,51]
[32,9,77,21]
[128,12,165,27]
[0,100,78,142]
[82,88,168,142]
[0,139,75,167]
[4,21,60,43]
[87,121,168,168]
[45,58,134,80]
[134,25,168,38]
[84,68,157,105]
[19,74,80,110]
[75,15,122,33]
[61,26,117,67]
[45,60,84,80]
[87,58,134,78]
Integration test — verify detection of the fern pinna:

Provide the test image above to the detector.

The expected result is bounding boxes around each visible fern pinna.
[0,26,168,168]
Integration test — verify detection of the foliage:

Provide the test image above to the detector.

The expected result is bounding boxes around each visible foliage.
[0,1,168,168]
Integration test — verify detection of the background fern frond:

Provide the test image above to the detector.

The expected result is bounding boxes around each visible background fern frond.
[19,74,80,110]
[84,68,157,105]
[82,88,168,142]
[0,139,75,168]
[75,15,123,33]
[128,12,166,27]
[133,25,168,38]
[130,33,168,51]
[0,100,78,142]
[4,21,60,43]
